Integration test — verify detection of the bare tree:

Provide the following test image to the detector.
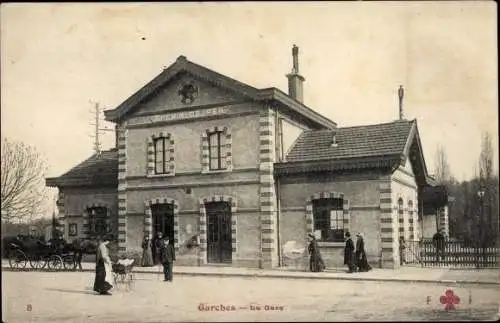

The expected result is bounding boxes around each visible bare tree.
[434,145,451,184]
[479,131,494,181]
[477,131,497,245]
[1,138,49,222]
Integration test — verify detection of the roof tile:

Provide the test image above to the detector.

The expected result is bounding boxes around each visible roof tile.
[46,149,118,187]
[286,120,414,162]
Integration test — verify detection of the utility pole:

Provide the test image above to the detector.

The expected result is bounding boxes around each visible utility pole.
[89,101,114,155]
[94,102,101,154]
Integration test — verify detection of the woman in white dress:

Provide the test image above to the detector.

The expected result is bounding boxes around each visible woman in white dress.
[93,236,114,295]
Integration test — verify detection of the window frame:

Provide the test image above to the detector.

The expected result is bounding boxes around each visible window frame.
[88,206,108,236]
[312,198,345,243]
[207,130,225,171]
[68,223,77,237]
[154,137,170,175]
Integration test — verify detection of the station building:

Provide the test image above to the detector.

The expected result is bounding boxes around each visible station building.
[46,46,448,269]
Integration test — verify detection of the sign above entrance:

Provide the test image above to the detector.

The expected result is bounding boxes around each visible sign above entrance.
[127,106,230,126]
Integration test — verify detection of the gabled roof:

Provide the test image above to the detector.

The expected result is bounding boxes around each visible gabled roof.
[46,149,118,188]
[285,120,414,162]
[103,56,337,129]
[275,119,436,188]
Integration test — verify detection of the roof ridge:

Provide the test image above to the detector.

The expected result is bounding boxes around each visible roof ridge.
[185,59,260,94]
[300,119,416,133]
[337,119,415,130]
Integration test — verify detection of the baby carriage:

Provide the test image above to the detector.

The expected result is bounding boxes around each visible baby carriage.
[112,258,135,290]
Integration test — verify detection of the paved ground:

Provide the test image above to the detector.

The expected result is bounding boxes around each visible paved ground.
[2,271,499,322]
[3,260,499,285]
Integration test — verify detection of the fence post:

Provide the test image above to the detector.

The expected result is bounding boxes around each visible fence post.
[475,244,480,269]
[420,239,424,268]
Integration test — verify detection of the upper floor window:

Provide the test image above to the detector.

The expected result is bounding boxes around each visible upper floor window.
[398,198,404,213]
[147,133,175,177]
[154,137,170,174]
[88,206,108,236]
[201,126,232,173]
[208,131,227,170]
[313,198,345,242]
[408,200,414,215]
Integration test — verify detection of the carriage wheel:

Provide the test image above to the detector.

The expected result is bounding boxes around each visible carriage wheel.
[47,255,63,270]
[9,250,27,269]
[29,255,47,270]
[63,255,76,270]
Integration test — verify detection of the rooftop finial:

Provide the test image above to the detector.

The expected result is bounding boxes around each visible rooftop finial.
[398,85,404,120]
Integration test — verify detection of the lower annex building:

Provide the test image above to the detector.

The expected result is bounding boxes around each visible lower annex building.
[46,46,449,269]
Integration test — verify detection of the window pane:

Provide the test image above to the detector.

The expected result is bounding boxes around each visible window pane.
[330,211,337,229]
[332,229,344,242]
[155,139,163,154]
[155,162,163,174]
[210,146,220,159]
[210,158,219,170]
[89,207,108,235]
[155,139,164,170]
[209,133,219,147]
[220,155,227,169]
[312,199,347,241]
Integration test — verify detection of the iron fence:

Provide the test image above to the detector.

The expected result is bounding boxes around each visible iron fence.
[404,239,499,268]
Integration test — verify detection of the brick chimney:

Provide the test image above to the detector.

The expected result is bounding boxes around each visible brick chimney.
[286,45,305,103]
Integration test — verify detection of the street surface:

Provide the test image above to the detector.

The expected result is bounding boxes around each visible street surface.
[2,271,499,322]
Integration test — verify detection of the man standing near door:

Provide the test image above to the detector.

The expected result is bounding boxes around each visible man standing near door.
[152,231,164,265]
[160,236,176,282]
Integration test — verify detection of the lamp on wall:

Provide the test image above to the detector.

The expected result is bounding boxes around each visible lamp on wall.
[477,188,485,246]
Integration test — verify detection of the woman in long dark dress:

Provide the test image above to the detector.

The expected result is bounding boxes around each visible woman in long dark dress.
[355,233,372,272]
[141,236,154,267]
[93,237,114,295]
[344,231,356,273]
[308,234,325,272]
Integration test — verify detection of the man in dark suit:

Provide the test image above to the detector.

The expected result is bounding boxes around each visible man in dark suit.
[152,232,164,265]
[432,229,446,263]
[160,237,176,282]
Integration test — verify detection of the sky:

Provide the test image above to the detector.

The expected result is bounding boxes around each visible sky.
[1,2,498,210]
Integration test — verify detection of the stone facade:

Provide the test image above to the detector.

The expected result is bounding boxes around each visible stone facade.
[58,187,118,243]
[107,69,327,268]
[278,168,422,270]
[47,51,448,270]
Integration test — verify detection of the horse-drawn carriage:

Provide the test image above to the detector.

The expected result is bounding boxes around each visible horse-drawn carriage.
[6,235,96,271]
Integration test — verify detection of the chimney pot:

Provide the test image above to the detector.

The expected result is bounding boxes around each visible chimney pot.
[331,131,338,147]
[287,45,305,103]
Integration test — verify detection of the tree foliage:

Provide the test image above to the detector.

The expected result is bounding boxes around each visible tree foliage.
[445,131,499,246]
[479,131,494,181]
[1,138,49,222]
[434,144,451,184]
